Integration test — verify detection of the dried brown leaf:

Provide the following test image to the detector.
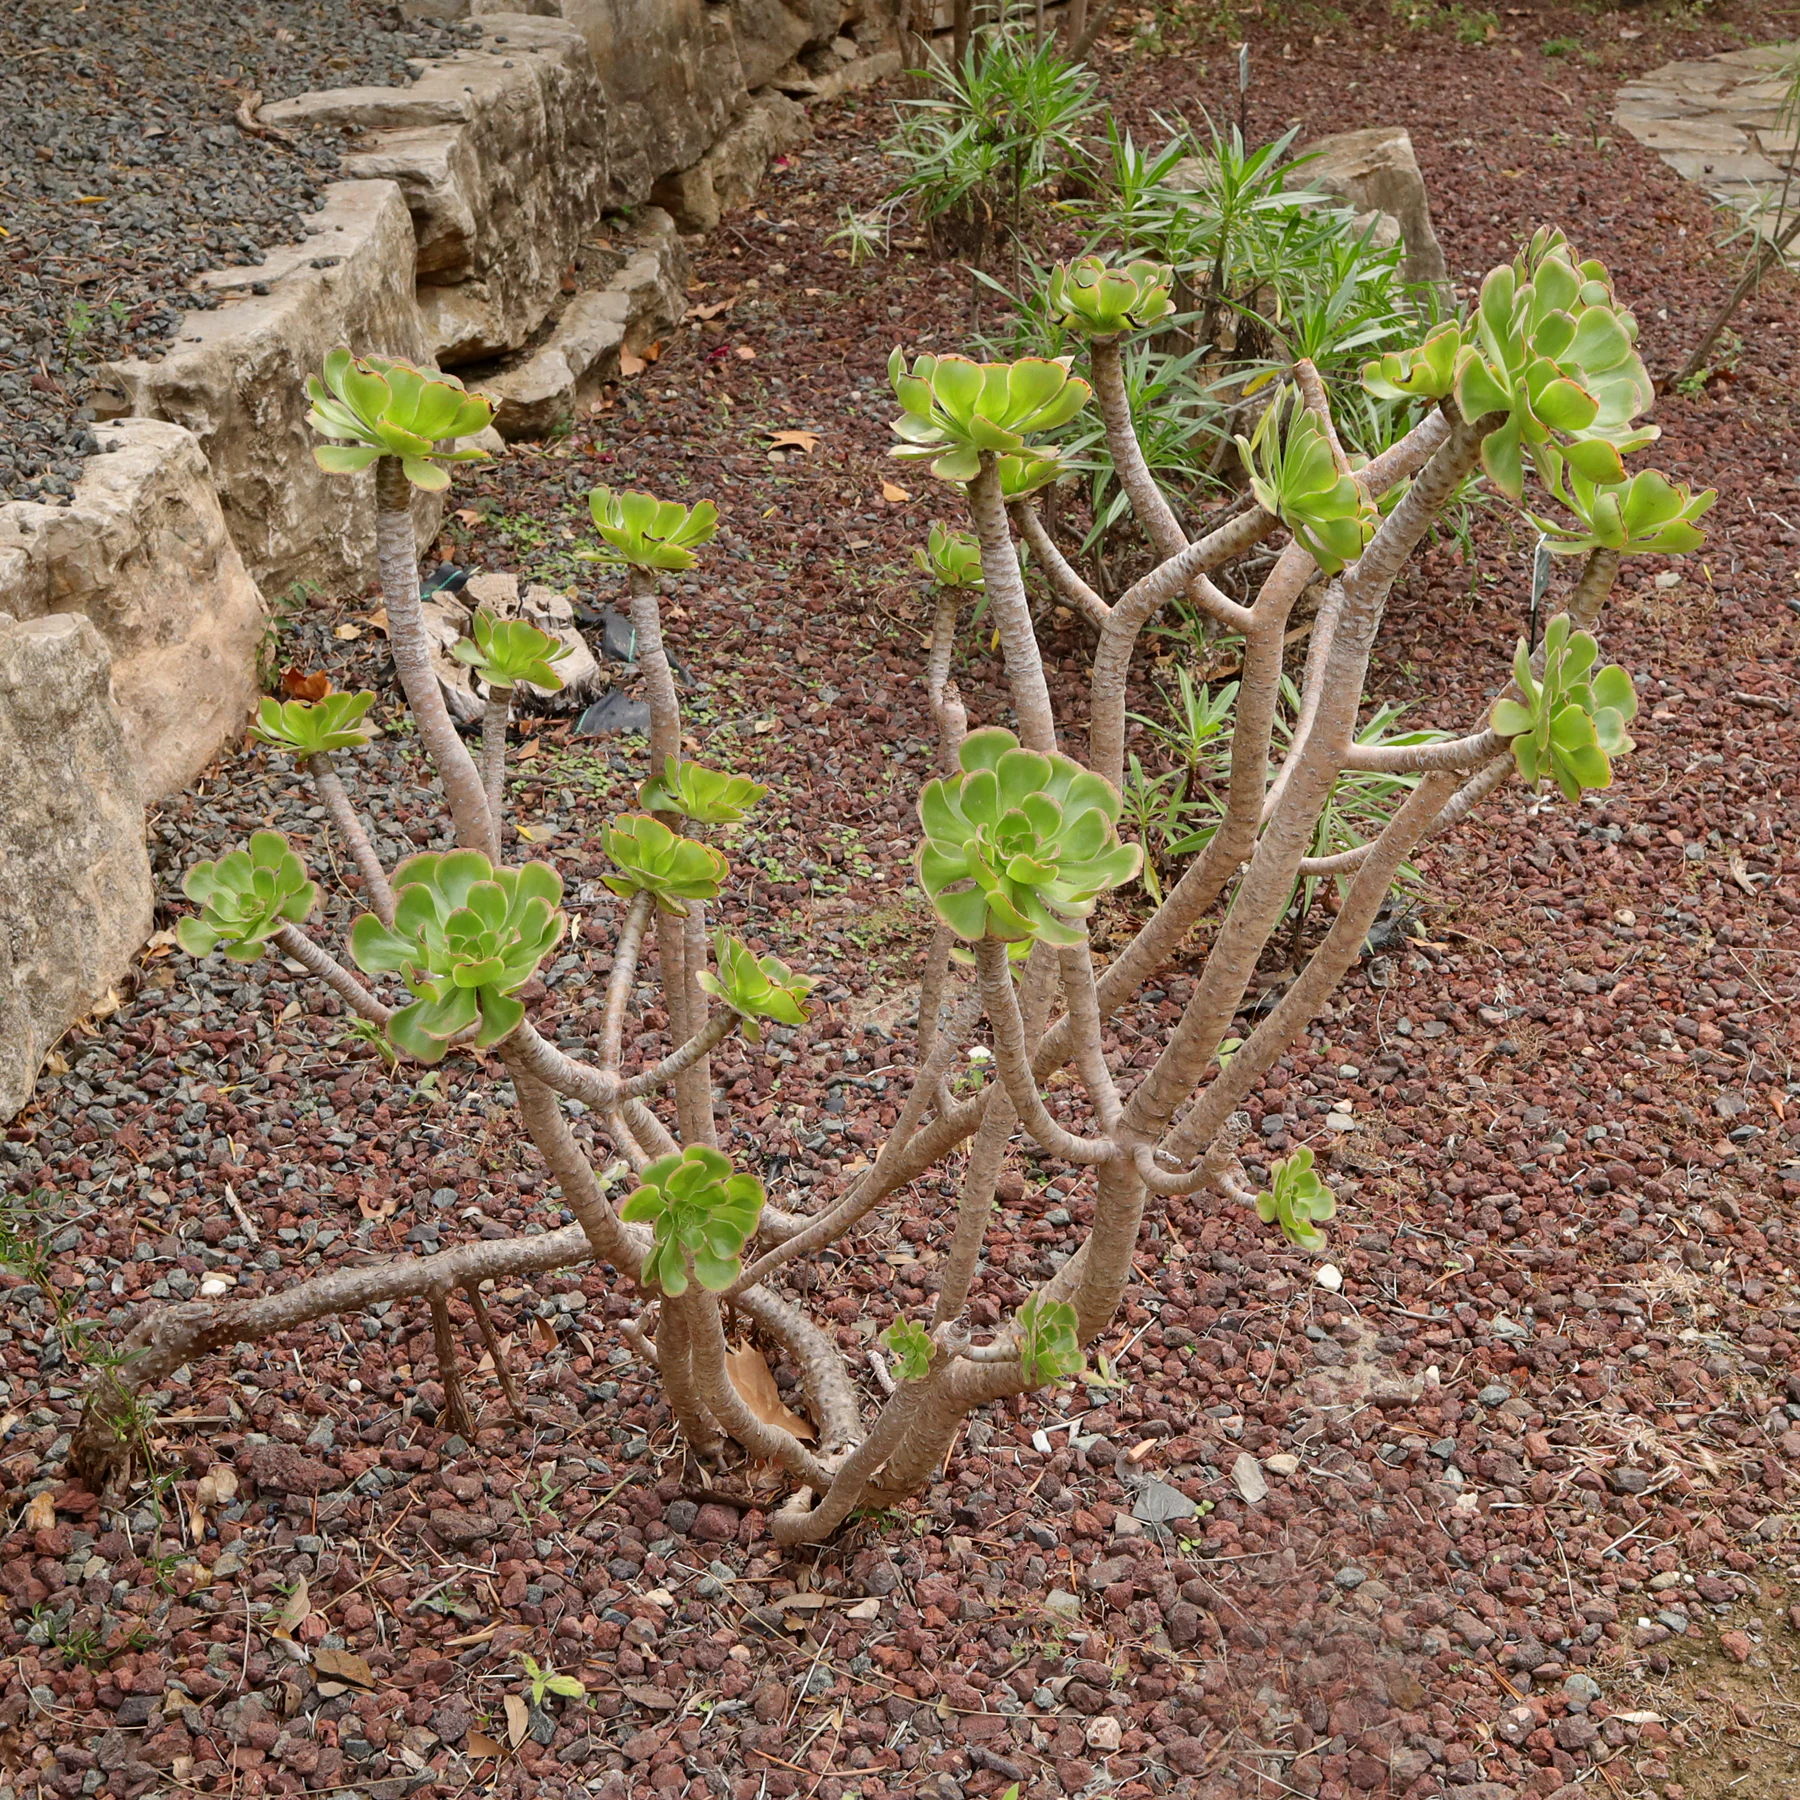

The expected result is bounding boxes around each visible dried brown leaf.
[503,1693,530,1748]
[314,1646,374,1689]
[281,668,331,702]
[725,1342,815,1443]
[466,1731,506,1759]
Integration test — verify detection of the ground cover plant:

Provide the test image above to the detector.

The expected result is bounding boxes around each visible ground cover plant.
[73,229,1713,1565]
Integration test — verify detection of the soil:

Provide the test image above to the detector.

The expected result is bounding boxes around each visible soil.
[5,5,1800,1800]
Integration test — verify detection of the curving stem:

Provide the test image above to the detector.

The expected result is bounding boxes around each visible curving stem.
[305,753,395,925]
[481,686,512,850]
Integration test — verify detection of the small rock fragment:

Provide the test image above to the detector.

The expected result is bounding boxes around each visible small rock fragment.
[1231,1454,1268,1504]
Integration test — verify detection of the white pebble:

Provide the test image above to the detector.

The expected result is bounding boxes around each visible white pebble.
[1314,1263,1343,1292]
[198,1277,231,1298]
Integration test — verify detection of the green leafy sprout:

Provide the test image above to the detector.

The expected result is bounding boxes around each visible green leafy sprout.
[250,690,378,759]
[450,611,573,691]
[601,814,730,915]
[1489,612,1637,801]
[1254,1146,1337,1252]
[348,851,565,1062]
[918,727,1141,946]
[638,756,769,824]
[305,348,494,492]
[1237,385,1376,575]
[586,487,719,572]
[879,1316,935,1383]
[1017,1293,1084,1387]
[914,521,985,590]
[888,347,1089,486]
[177,832,318,963]
[620,1145,767,1296]
[1045,254,1176,336]
[516,1653,586,1706]
[695,933,814,1042]
[1526,445,1715,559]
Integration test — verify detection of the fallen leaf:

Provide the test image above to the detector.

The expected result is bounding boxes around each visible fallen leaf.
[281,668,331,701]
[189,1465,239,1537]
[24,1491,56,1532]
[767,429,822,453]
[364,607,389,637]
[515,823,552,843]
[751,717,778,735]
[734,344,757,360]
[41,1050,69,1077]
[725,1342,815,1443]
[880,481,910,503]
[688,297,736,321]
[1231,1452,1269,1505]
[314,1646,374,1689]
[455,508,482,526]
[475,1334,513,1375]
[624,1684,679,1711]
[770,1591,831,1611]
[503,1694,530,1749]
[270,1573,311,1641]
[618,348,647,377]
[1132,1478,1200,1526]
[444,1624,499,1648]
[358,1191,399,1223]
[532,1316,559,1354]
[466,1731,506,1759]
[333,623,363,641]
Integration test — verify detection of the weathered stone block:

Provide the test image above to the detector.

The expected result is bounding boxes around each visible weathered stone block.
[651,92,811,233]
[1291,126,1449,290]
[0,612,153,1120]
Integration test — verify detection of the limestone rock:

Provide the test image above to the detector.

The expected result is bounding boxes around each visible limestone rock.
[431,571,601,714]
[1292,127,1449,290]
[89,181,437,603]
[0,420,265,801]
[652,92,812,233]
[733,0,839,90]
[0,613,153,1121]
[263,16,612,366]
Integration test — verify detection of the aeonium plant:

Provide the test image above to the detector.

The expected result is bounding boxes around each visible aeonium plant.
[80,233,1707,1551]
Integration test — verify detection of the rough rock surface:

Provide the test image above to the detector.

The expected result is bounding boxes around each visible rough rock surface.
[1292,125,1450,291]
[90,182,439,602]
[262,15,612,366]
[652,91,813,234]
[0,420,265,801]
[0,612,152,1121]
[478,209,688,437]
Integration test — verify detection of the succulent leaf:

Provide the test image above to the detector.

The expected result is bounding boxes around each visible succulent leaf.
[1236,386,1376,575]
[914,522,985,591]
[637,756,769,824]
[1524,444,1715,558]
[1485,612,1638,801]
[1044,255,1176,336]
[305,349,493,491]
[878,1316,935,1383]
[915,727,1140,946]
[585,487,719,572]
[347,852,565,1061]
[619,1145,766,1297]
[250,690,378,758]
[1017,1293,1084,1388]
[695,933,814,1042]
[601,814,729,915]
[887,347,1089,486]
[448,610,573,692]
[1251,1146,1337,1252]
[178,831,318,963]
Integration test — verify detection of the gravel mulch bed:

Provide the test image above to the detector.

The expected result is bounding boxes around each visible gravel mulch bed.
[0,0,470,507]
[5,6,1800,1800]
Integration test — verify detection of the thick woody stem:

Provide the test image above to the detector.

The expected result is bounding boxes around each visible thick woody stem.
[271,926,391,1025]
[1571,546,1622,628]
[733,1287,860,1455]
[1089,336,1187,561]
[1292,358,1351,475]
[466,1281,528,1422]
[657,1297,724,1458]
[507,1015,737,1111]
[429,1292,477,1441]
[772,1376,931,1544]
[1011,500,1108,627]
[1343,729,1504,774]
[374,457,497,859]
[481,688,512,847]
[926,588,966,767]
[602,891,654,1069]
[966,459,1058,753]
[1058,943,1120,1131]
[680,903,719,1149]
[305,754,395,925]
[932,1088,1017,1326]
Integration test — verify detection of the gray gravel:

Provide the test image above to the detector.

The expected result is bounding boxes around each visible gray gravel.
[0,1,474,505]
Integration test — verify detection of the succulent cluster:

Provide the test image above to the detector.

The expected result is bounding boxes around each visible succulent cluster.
[305,349,494,492]
[1489,613,1638,800]
[878,1316,935,1382]
[1527,448,1715,559]
[914,522,985,591]
[1017,1293,1083,1387]
[177,832,318,962]
[1255,1147,1337,1252]
[1045,254,1175,335]
[621,1145,767,1296]
[889,349,1088,490]
[917,727,1141,946]
[696,934,814,1042]
[451,611,572,693]
[601,815,729,915]
[586,488,719,572]
[639,757,769,825]
[250,690,378,758]
[349,852,565,1061]
[1237,387,1377,574]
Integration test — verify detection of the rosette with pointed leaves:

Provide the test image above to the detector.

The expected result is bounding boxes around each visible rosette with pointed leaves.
[1489,612,1637,801]
[888,348,1089,485]
[1455,233,1654,500]
[449,611,572,691]
[1254,1146,1337,1252]
[1045,255,1175,336]
[917,727,1140,946]
[250,690,377,758]
[305,349,493,492]
[696,933,814,1042]
[879,1316,935,1383]
[1525,444,1715,559]
[586,487,719,572]
[349,852,565,1062]
[1236,387,1377,575]
[620,1145,766,1296]
[1017,1293,1083,1387]
[914,522,984,590]
[178,832,318,962]
[638,756,769,824]
[601,815,729,915]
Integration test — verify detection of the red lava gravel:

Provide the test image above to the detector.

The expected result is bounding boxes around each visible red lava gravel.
[4,6,1800,1800]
